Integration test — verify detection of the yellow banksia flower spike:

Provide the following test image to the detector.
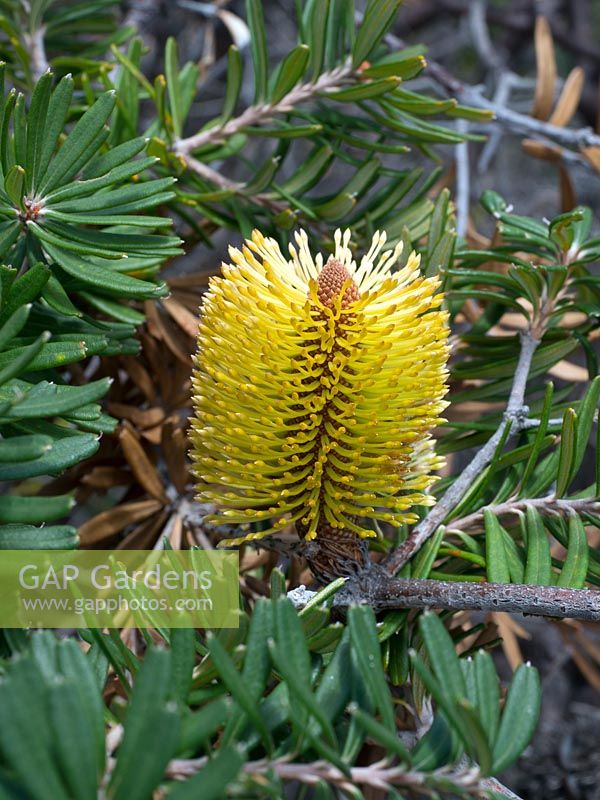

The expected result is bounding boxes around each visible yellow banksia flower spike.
[190,228,449,547]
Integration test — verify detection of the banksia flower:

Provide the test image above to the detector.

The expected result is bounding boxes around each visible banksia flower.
[190,229,449,550]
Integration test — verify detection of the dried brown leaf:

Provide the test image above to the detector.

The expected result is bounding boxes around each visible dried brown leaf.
[162,419,190,493]
[119,356,156,403]
[82,467,132,489]
[491,612,524,670]
[162,296,199,338]
[559,164,576,212]
[548,360,589,381]
[532,16,557,120]
[79,499,163,546]
[582,146,600,173]
[108,402,165,430]
[119,422,168,503]
[550,66,585,126]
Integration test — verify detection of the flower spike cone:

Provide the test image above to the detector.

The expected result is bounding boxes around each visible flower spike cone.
[191,228,449,576]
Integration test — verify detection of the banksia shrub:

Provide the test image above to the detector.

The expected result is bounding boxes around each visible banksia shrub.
[191,229,449,548]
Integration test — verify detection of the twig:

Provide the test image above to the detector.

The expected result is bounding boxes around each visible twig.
[338,573,600,622]
[165,754,490,796]
[379,27,600,155]
[24,26,49,82]
[385,330,540,575]
[468,0,503,72]
[454,119,470,238]
[173,64,353,155]
[448,495,600,532]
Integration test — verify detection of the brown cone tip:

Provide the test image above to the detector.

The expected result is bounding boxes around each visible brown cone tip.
[316,256,360,309]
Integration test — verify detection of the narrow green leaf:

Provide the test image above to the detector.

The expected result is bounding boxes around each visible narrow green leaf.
[42,242,167,299]
[0,523,78,549]
[4,165,24,207]
[221,46,243,122]
[558,514,589,589]
[36,75,74,186]
[206,632,272,753]
[524,506,552,586]
[419,612,466,702]
[0,433,98,480]
[246,0,268,102]
[572,376,600,480]
[165,37,183,137]
[39,91,116,194]
[492,664,541,773]
[0,493,74,524]
[353,0,404,67]
[519,381,553,495]
[0,433,52,463]
[272,44,310,103]
[556,408,577,496]
[348,605,395,731]
[484,510,511,584]
[26,71,53,192]
[167,746,244,800]
[474,650,500,745]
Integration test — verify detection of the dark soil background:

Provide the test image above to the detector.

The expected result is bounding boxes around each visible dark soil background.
[122,1,600,796]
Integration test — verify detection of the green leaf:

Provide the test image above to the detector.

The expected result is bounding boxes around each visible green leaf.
[556,407,577,496]
[178,698,231,754]
[48,678,100,800]
[3,378,111,418]
[246,0,269,102]
[0,331,50,383]
[0,433,98,480]
[26,71,53,192]
[0,493,74,524]
[0,523,77,549]
[36,75,74,187]
[39,91,116,194]
[519,382,553,495]
[0,433,52,463]
[572,376,600,480]
[328,76,400,101]
[524,506,552,586]
[165,37,183,137]
[348,605,395,732]
[474,650,500,745]
[484,510,511,584]
[0,303,31,350]
[42,242,167,299]
[221,46,243,123]
[167,746,244,800]
[353,0,403,67]
[4,164,24,206]
[492,664,541,773]
[308,0,330,78]
[557,514,589,589]
[419,612,466,702]
[272,44,310,103]
[206,632,273,753]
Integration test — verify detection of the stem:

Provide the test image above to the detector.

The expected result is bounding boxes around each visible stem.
[377,25,600,155]
[174,64,353,155]
[25,26,49,82]
[339,575,600,622]
[448,495,600,531]
[385,331,540,575]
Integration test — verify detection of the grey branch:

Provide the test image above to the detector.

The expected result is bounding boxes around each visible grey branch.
[380,27,600,155]
[448,495,600,531]
[166,754,492,796]
[338,573,600,622]
[174,64,353,155]
[24,26,49,82]
[385,330,540,575]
